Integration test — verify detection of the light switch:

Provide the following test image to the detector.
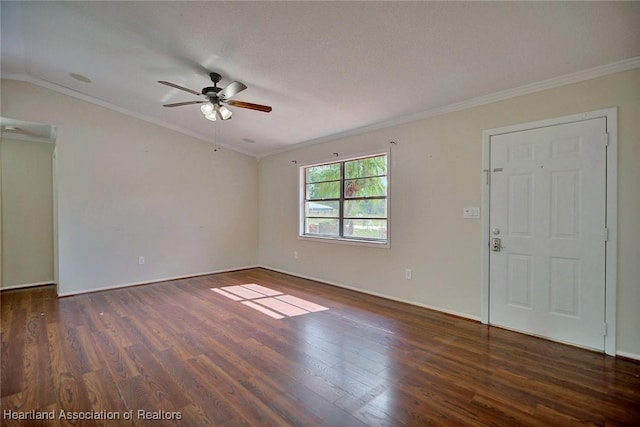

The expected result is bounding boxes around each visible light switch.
[463,207,480,219]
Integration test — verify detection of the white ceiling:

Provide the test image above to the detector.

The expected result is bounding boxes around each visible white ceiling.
[2,1,639,157]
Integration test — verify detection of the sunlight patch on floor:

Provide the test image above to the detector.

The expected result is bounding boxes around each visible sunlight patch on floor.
[211,284,329,319]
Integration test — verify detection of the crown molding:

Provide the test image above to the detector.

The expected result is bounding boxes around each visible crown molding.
[0,73,257,158]
[259,56,640,159]
[4,56,638,160]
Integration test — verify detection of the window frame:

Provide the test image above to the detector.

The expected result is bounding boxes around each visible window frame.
[298,149,390,248]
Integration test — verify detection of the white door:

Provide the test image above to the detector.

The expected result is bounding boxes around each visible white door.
[489,117,607,350]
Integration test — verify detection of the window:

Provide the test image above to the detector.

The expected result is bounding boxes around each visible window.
[300,152,388,245]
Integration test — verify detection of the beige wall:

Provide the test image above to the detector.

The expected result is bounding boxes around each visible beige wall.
[2,69,638,356]
[1,79,259,295]
[258,69,640,356]
[1,137,54,288]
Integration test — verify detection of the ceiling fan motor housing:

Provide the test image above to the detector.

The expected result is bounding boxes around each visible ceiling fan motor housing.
[202,73,222,96]
[202,86,221,96]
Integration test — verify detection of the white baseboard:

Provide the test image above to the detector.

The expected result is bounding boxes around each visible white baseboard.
[259,265,481,322]
[56,265,259,297]
[1,280,55,291]
[616,351,640,362]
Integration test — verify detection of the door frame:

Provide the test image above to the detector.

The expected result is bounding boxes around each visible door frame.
[480,108,617,356]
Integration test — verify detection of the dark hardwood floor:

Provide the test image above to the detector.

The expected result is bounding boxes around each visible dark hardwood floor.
[2,268,639,426]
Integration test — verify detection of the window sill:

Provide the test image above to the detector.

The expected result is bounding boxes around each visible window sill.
[297,235,390,249]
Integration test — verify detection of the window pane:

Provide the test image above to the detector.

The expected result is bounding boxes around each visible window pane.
[344,199,386,218]
[306,181,340,200]
[345,155,387,179]
[305,218,339,236]
[343,219,387,239]
[344,177,387,198]
[301,153,388,243]
[305,201,339,217]
[306,163,341,183]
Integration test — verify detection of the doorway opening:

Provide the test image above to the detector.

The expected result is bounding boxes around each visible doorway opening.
[1,117,58,292]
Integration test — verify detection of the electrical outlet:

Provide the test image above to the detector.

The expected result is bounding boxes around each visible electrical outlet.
[294,251,299,259]
[405,269,412,280]
[138,256,145,265]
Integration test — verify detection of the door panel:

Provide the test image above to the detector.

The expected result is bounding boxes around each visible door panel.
[489,117,606,350]
[506,254,532,308]
[507,174,533,236]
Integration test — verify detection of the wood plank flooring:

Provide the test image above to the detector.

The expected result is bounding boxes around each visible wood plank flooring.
[1,268,639,426]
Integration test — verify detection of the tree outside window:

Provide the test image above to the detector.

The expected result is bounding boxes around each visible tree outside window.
[301,153,388,244]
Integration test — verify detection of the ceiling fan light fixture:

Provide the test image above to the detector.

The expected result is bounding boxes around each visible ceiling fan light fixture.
[200,102,214,115]
[204,112,217,121]
[217,105,233,120]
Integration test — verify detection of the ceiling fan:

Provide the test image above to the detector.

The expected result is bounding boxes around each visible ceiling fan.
[158,72,272,121]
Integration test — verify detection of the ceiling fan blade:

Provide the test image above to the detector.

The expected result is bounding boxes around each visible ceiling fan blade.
[218,81,247,100]
[226,100,272,113]
[163,101,205,107]
[158,81,202,96]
